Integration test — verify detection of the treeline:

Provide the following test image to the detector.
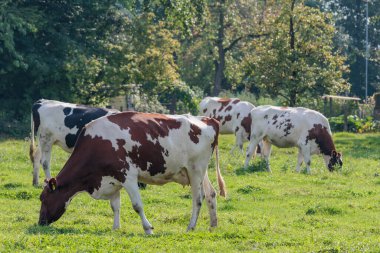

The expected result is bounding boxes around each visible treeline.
[0,0,379,136]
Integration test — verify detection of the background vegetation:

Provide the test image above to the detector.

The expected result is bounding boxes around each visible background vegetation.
[1,0,379,138]
[0,133,379,252]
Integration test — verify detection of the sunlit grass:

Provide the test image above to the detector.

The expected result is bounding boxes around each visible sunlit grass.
[0,134,379,252]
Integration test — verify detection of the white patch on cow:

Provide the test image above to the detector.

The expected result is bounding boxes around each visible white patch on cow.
[91,176,123,200]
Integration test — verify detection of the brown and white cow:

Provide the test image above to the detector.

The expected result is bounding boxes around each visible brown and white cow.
[244,106,343,173]
[199,97,255,153]
[30,99,118,185]
[38,112,226,234]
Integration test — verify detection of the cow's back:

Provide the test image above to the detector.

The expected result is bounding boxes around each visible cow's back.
[251,106,330,147]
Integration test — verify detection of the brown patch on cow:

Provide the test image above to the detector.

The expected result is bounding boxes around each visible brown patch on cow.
[235,126,239,133]
[203,108,207,113]
[212,109,217,116]
[199,117,219,149]
[236,113,240,119]
[189,124,202,144]
[224,105,233,112]
[232,99,240,104]
[222,115,232,125]
[107,112,182,176]
[241,114,252,136]
[217,99,232,112]
[305,124,336,156]
[272,114,278,125]
[283,121,294,136]
[264,114,268,119]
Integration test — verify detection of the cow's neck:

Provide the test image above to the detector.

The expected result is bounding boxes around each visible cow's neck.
[316,135,336,156]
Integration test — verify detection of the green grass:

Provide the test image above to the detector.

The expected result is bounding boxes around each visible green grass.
[0,133,379,252]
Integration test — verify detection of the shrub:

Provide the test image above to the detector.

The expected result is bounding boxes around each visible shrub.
[329,115,380,133]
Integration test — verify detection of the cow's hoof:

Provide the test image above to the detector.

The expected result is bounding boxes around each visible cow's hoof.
[144,228,153,235]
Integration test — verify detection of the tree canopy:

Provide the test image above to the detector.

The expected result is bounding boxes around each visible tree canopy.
[0,0,379,128]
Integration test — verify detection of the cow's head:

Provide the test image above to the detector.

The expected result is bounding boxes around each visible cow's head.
[38,178,67,226]
[328,150,343,171]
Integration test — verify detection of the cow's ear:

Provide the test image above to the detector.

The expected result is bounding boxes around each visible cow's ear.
[48,178,57,191]
[331,150,337,157]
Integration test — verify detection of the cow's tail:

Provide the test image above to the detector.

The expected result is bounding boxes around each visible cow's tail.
[215,145,227,197]
[29,112,36,163]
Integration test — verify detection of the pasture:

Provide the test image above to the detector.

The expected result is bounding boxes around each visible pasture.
[0,133,379,252]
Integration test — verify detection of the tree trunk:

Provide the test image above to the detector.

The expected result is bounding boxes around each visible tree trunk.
[213,0,226,96]
[288,0,297,107]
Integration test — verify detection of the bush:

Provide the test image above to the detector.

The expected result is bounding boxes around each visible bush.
[329,115,380,133]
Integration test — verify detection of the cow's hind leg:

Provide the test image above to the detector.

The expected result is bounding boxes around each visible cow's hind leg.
[261,141,272,173]
[244,138,260,168]
[32,146,42,186]
[110,191,121,229]
[187,168,204,231]
[122,173,153,235]
[202,171,217,228]
[295,149,304,173]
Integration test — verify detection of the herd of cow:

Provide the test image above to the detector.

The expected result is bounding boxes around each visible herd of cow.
[29,98,343,234]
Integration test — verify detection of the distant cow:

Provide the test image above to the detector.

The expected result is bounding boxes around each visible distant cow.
[30,99,118,185]
[199,97,256,153]
[244,106,342,173]
[38,112,226,234]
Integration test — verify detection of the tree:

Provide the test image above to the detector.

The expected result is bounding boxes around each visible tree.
[179,0,269,96]
[242,1,349,106]
[320,0,380,97]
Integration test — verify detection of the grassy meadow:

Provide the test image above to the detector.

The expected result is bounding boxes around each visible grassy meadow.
[0,133,379,252]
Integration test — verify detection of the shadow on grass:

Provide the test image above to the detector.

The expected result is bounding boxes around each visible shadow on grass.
[335,134,380,159]
[26,224,177,237]
[235,159,268,176]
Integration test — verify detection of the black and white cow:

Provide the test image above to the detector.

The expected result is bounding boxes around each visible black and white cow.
[38,112,226,234]
[199,97,256,153]
[30,99,118,185]
[244,106,343,173]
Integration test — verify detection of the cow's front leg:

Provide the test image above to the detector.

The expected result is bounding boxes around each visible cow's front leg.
[261,141,272,173]
[40,140,53,181]
[110,191,121,229]
[187,170,204,231]
[122,174,153,235]
[300,146,312,174]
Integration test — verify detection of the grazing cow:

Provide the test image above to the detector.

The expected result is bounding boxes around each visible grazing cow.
[30,99,118,185]
[199,97,256,153]
[38,112,226,234]
[244,106,343,173]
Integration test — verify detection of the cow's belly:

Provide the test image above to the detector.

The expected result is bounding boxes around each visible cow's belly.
[91,176,122,200]
[138,167,190,186]
[264,133,298,148]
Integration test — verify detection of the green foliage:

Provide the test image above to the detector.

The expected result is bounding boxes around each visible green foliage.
[329,115,380,133]
[241,2,349,106]
[1,133,380,251]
